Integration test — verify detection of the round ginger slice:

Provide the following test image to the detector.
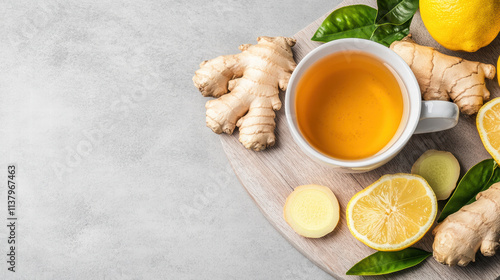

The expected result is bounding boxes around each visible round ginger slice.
[346,174,437,251]
[411,150,460,200]
[283,185,340,238]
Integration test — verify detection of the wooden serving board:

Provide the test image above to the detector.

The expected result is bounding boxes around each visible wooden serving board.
[221,1,500,279]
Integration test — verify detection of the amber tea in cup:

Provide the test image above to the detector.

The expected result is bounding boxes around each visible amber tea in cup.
[295,51,404,160]
[286,39,458,172]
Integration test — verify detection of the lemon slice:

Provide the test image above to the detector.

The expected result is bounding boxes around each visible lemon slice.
[477,97,500,164]
[346,174,437,251]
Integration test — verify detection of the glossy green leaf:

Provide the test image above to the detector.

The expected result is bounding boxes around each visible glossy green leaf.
[370,17,411,46]
[311,5,378,42]
[311,3,417,46]
[376,0,419,25]
[346,248,431,275]
[438,159,500,223]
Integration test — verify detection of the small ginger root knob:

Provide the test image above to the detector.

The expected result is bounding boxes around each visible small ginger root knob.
[433,182,500,266]
[390,36,496,115]
[193,36,296,151]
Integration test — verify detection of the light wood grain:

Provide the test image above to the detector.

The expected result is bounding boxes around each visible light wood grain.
[220,1,500,278]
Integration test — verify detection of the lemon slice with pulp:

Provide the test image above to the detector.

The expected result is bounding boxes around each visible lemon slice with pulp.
[346,174,437,251]
[477,97,500,164]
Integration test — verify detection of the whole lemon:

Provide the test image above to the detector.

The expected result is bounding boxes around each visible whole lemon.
[420,0,500,52]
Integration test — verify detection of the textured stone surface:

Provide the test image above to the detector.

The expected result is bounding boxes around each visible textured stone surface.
[0,0,338,279]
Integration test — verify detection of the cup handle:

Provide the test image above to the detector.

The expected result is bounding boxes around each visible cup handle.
[414,100,459,134]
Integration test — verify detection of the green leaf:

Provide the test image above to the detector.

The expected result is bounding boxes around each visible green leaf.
[370,17,411,46]
[346,248,431,275]
[311,5,378,42]
[376,0,419,25]
[438,159,500,223]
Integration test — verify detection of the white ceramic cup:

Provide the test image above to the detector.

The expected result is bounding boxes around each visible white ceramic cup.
[285,38,459,172]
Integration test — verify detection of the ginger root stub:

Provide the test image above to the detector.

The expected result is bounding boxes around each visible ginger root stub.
[390,35,496,115]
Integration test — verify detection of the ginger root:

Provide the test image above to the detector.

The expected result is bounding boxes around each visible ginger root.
[193,36,296,151]
[433,182,500,266]
[390,35,496,115]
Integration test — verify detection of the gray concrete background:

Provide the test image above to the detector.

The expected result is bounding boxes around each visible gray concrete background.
[0,0,342,279]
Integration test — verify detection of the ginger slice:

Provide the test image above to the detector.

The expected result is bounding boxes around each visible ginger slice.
[284,185,340,238]
[411,150,460,200]
[390,35,496,115]
[193,36,296,151]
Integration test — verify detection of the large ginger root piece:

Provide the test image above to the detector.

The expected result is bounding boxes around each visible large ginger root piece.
[390,35,496,114]
[193,36,296,151]
[433,182,500,266]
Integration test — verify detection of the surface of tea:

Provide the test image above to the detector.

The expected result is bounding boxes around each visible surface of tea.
[296,51,404,160]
